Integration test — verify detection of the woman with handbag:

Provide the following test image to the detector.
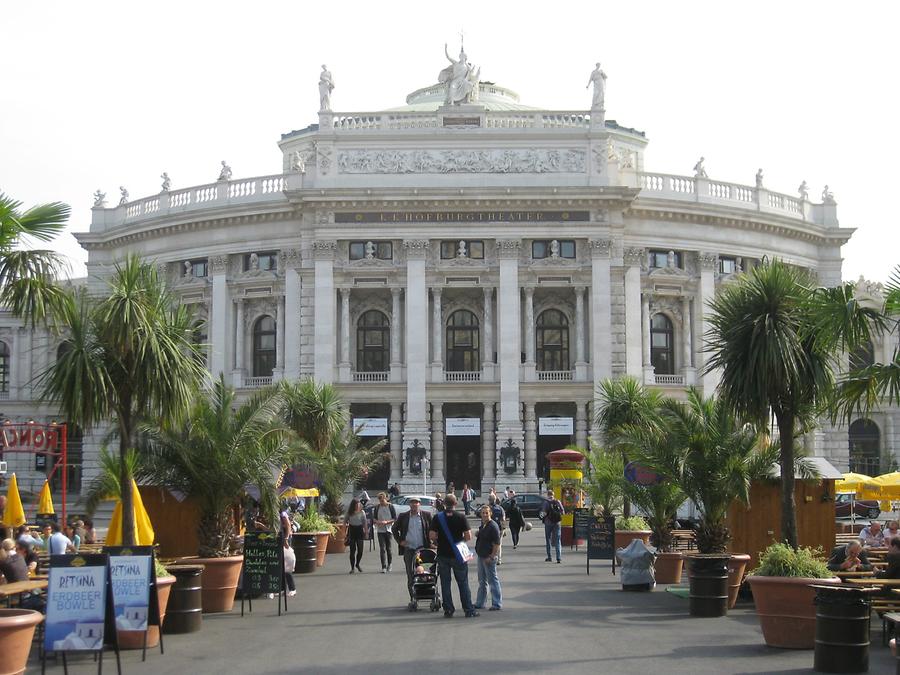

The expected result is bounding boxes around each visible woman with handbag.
[346,499,368,573]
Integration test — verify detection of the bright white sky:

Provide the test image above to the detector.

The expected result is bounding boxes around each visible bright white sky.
[2,1,897,282]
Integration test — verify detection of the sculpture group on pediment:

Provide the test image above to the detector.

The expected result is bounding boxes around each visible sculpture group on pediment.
[854,275,884,299]
[439,43,480,105]
[693,157,708,178]
[336,148,585,174]
[93,190,107,207]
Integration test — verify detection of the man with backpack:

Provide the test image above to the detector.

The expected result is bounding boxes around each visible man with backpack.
[540,489,564,563]
[488,495,507,565]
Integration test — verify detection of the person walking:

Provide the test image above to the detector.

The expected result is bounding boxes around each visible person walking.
[461,483,474,516]
[429,494,478,618]
[488,495,507,564]
[373,492,397,573]
[446,482,456,499]
[393,496,433,610]
[345,499,368,573]
[541,489,564,563]
[474,506,502,611]
[506,493,525,549]
[434,492,445,512]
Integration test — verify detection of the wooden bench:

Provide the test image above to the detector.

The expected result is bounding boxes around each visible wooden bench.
[671,530,696,551]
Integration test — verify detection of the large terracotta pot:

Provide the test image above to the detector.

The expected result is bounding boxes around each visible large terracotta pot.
[189,556,244,613]
[614,530,651,562]
[118,575,176,649]
[315,532,330,566]
[655,551,684,585]
[0,609,43,675]
[747,575,841,648]
[327,524,348,554]
[727,553,751,609]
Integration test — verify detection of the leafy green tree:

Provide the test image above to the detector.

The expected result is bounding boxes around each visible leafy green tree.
[138,378,293,557]
[582,440,624,518]
[705,259,883,548]
[0,192,70,325]
[39,255,206,545]
[83,447,140,516]
[619,472,685,552]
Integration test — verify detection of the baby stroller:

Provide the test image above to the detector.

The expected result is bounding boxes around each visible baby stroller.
[409,548,441,612]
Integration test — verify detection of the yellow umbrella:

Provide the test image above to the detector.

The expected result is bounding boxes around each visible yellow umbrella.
[280,488,319,498]
[861,472,900,500]
[106,480,155,546]
[835,472,872,495]
[1,473,26,528]
[37,480,55,515]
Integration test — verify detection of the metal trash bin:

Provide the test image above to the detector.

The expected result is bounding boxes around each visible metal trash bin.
[292,534,318,574]
[163,565,204,634]
[687,555,730,617]
[813,584,874,673]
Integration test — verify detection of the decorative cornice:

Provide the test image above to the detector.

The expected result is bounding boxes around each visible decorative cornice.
[403,239,429,260]
[209,255,229,274]
[279,248,302,270]
[623,247,645,266]
[698,252,719,271]
[496,239,521,259]
[312,240,337,260]
[589,239,612,258]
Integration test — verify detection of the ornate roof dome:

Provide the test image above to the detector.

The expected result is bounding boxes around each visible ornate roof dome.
[385,82,540,112]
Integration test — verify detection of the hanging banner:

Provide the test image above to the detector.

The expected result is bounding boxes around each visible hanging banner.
[539,417,574,436]
[352,418,388,437]
[445,418,481,436]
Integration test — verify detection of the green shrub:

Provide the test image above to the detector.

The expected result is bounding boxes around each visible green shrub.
[750,542,832,578]
[292,505,336,535]
[615,515,650,531]
[154,558,169,579]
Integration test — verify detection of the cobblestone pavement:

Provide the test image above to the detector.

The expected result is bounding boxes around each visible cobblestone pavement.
[35,525,897,674]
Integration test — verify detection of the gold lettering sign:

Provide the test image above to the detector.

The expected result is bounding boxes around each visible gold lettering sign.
[335,211,589,224]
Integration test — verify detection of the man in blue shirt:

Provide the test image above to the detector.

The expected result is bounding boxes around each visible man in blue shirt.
[429,494,478,618]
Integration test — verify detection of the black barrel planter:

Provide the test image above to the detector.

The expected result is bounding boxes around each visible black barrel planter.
[163,565,204,634]
[813,584,874,673]
[293,534,318,574]
[687,554,730,617]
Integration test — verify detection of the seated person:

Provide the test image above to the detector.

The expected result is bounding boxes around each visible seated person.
[15,542,38,576]
[884,521,900,545]
[827,541,872,572]
[859,521,885,548]
[0,538,29,583]
[877,538,900,579]
[15,525,42,548]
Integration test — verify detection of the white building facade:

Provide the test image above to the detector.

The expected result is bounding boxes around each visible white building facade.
[3,55,897,495]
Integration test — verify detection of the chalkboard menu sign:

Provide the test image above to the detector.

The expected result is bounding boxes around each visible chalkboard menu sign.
[241,532,286,616]
[573,508,592,541]
[586,516,616,575]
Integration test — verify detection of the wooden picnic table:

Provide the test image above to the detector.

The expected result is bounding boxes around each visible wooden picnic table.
[0,580,48,606]
[836,570,876,580]
[848,577,900,587]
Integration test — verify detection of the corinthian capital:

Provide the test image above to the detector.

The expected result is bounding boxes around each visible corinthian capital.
[209,255,229,274]
[623,247,645,267]
[403,239,429,260]
[496,239,521,259]
[312,240,337,260]
[698,251,719,271]
[589,238,612,258]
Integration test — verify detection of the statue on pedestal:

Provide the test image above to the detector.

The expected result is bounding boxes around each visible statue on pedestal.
[798,180,809,200]
[92,190,107,207]
[755,169,764,189]
[319,65,334,112]
[586,62,607,110]
[365,241,376,259]
[693,157,708,178]
[183,260,193,278]
[118,186,129,205]
[438,43,480,105]
[160,172,171,192]
[822,185,835,204]
[457,240,467,258]
[218,160,232,181]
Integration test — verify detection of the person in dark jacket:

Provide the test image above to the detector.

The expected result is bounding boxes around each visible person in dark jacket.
[0,539,29,583]
[826,541,872,572]
[506,493,526,549]
[878,538,900,578]
[392,497,433,609]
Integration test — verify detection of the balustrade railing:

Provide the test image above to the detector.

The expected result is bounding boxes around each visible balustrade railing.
[653,374,685,386]
[244,376,273,388]
[352,371,389,382]
[537,370,574,382]
[445,371,481,383]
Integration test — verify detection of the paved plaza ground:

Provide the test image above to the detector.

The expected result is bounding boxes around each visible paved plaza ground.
[35,524,897,674]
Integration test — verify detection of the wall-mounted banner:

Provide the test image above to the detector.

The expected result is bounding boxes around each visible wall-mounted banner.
[446,418,481,436]
[352,418,389,437]
[538,417,574,436]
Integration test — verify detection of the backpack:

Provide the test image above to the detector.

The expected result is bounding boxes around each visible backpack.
[490,504,505,528]
[547,500,563,524]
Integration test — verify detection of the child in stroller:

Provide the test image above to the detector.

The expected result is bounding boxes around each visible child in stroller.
[409,548,441,612]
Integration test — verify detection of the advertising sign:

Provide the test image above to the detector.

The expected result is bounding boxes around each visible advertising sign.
[587,516,616,575]
[107,547,153,632]
[445,417,481,436]
[242,532,284,596]
[45,554,110,653]
[624,461,664,486]
[351,418,388,437]
[538,417,574,436]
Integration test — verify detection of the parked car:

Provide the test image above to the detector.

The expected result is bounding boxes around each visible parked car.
[389,495,437,515]
[500,493,546,518]
[835,493,880,519]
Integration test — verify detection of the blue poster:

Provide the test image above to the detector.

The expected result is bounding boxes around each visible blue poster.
[109,554,151,631]
[44,556,108,653]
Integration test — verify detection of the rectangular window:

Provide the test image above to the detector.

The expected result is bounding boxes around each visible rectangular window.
[376,242,392,260]
[349,242,366,260]
[190,259,208,278]
[468,241,484,259]
[349,241,392,260]
[720,256,736,275]
[649,250,681,269]
[532,240,575,260]
[441,240,484,259]
[245,251,277,271]
[532,241,549,259]
[559,241,575,259]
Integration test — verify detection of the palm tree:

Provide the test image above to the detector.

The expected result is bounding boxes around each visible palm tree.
[593,377,663,516]
[83,446,140,516]
[705,259,883,548]
[0,193,70,325]
[582,440,624,519]
[38,255,206,545]
[138,378,293,557]
[624,390,778,553]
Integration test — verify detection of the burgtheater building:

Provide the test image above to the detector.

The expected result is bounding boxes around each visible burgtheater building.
[2,49,897,495]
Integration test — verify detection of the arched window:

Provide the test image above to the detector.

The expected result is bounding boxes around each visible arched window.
[849,340,875,371]
[252,315,276,377]
[0,342,8,393]
[357,310,389,372]
[446,310,480,372]
[536,310,570,371]
[650,314,674,375]
[849,419,880,476]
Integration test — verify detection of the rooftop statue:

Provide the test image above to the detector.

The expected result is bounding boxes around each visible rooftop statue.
[93,190,107,207]
[290,151,306,174]
[218,160,232,181]
[798,180,809,200]
[822,185,836,204]
[161,172,171,192]
[586,62,607,111]
[319,65,334,112]
[118,186,129,205]
[755,168,764,189]
[438,43,480,105]
[693,157,708,178]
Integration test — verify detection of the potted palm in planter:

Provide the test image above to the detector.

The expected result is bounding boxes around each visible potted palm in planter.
[747,543,840,649]
[292,504,335,568]
[140,377,294,613]
[621,477,686,584]
[583,441,624,519]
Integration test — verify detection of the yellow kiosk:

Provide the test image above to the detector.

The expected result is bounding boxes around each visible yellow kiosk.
[547,449,586,546]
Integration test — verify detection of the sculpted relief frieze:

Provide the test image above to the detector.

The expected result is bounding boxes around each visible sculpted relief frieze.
[336,148,586,174]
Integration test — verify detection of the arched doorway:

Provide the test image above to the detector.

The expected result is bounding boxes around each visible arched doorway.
[848,418,880,476]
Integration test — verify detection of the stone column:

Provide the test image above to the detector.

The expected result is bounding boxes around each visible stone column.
[313,241,336,383]
[524,402,537,481]
[209,255,229,379]
[681,295,696,384]
[641,293,654,383]
[575,402,588,450]
[339,287,351,381]
[20,328,32,400]
[431,286,443,380]
[524,286,536,365]
[483,402,496,483]
[574,286,587,379]
[624,247,644,378]
[698,252,720,393]
[232,298,245,387]
[390,403,403,482]
[590,239,612,437]
[274,294,285,380]
[431,403,445,485]
[403,240,430,449]
[482,286,494,380]
[390,287,402,382]
[496,239,525,453]
[282,249,302,381]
